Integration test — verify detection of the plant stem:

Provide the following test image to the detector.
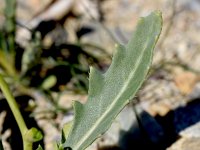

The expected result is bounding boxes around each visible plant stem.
[0,74,32,150]
[0,51,17,76]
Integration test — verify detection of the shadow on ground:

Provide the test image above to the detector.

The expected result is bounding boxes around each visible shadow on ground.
[100,98,200,150]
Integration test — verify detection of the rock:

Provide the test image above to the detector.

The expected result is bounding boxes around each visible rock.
[173,68,200,95]
[172,117,200,150]
[180,122,200,138]
[167,137,200,150]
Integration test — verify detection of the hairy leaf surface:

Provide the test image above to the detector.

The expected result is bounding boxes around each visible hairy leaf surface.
[63,11,162,150]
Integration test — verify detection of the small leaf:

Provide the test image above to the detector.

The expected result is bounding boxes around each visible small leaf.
[62,121,73,143]
[25,127,43,142]
[21,32,42,74]
[41,75,57,90]
[63,11,162,150]
[36,145,43,150]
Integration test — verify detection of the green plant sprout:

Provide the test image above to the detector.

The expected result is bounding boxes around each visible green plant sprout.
[0,0,16,77]
[0,11,162,150]
[0,74,43,150]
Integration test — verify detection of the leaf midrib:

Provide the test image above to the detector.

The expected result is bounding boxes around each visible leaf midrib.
[73,28,153,150]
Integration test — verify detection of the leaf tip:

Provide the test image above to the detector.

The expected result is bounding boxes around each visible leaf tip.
[88,67,104,96]
[73,100,84,109]
[154,10,162,16]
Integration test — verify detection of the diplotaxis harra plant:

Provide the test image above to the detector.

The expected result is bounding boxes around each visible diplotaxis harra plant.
[0,11,162,150]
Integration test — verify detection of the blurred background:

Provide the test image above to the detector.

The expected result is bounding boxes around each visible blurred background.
[1,0,200,150]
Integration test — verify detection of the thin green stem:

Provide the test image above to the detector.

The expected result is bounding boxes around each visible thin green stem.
[0,51,17,76]
[0,74,27,134]
[0,74,32,150]
[24,141,32,150]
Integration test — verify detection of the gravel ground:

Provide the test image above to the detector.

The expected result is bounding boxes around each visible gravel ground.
[1,0,200,150]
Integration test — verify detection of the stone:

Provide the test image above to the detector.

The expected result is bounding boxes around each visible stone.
[167,137,200,150]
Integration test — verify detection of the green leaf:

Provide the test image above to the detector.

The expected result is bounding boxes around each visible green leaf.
[63,11,162,150]
[36,145,43,150]
[25,127,43,142]
[62,121,73,143]
[4,0,16,52]
[21,32,42,74]
[41,75,57,90]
